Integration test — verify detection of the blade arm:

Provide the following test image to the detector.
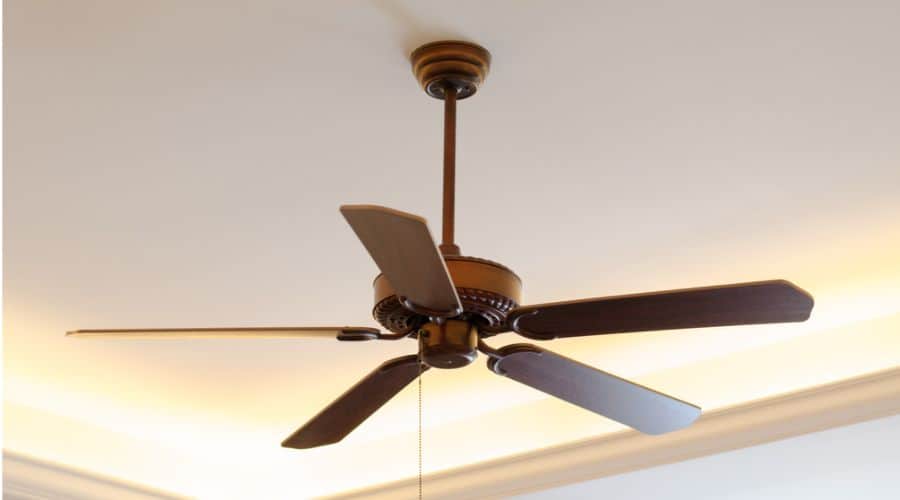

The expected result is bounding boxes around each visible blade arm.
[282,354,426,449]
[509,280,813,340]
[66,327,386,341]
[487,343,700,435]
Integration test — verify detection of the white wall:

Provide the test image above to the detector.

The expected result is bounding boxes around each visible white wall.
[515,413,900,500]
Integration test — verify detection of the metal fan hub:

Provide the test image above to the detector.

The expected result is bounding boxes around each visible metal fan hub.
[373,255,522,335]
[418,320,478,369]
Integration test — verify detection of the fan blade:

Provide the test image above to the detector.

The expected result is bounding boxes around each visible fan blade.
[509,280,813,340]
[66,327,381,341]
[488,344,700,434]
[340,205,461,316]
[282,354,425,449]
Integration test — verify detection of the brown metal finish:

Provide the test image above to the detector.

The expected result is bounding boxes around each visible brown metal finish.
[373,293,425,335]
[373,255,522,334]
[68,40,819,452]
[487,343,701,434]
[418,320,478,369]
[336,328,384,341]
[410,41,491,100]
[476,339,502,360]
[509,280,814,340]
[281,354,426,449]
[440,86,460,256]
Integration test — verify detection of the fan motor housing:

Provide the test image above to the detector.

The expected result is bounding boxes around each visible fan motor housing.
[418,320,478,369]
[373,256,522,336]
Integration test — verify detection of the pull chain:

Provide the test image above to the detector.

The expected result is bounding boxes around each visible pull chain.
[418,338,424,500]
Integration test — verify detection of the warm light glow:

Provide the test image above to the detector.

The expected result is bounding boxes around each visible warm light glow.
[6,267,899,498]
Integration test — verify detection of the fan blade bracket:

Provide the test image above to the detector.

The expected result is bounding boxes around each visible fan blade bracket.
[487,343,542,375]
[508,310,545,339]
[398,295,464,319]
[336,327,384,341]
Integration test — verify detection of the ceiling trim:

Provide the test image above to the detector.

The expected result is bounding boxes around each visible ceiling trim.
[3,368,897,499]
[326,366,900,500]
[2,452,185,500]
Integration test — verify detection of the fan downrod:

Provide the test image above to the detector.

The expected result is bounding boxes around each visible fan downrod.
[410,40,492,256]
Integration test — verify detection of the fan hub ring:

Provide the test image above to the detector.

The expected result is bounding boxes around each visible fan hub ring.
[372,255,522,335]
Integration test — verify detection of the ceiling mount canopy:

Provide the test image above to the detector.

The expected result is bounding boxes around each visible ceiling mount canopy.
[68,40,814,451]
[410,40,491,100]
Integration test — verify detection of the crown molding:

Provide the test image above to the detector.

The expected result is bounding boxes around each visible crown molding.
[3,368,898,499]
[326,366,900,500]
[2,452,185,500]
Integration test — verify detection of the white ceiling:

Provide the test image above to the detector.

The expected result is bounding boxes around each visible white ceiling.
[5,1,900,498]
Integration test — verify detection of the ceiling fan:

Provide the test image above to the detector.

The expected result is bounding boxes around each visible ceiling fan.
[69,41,814,449]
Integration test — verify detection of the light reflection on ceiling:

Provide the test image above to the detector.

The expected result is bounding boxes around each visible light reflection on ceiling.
[5,1,900,498]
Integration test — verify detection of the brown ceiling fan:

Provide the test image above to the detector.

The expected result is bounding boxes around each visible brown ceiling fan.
[69,41,814,449]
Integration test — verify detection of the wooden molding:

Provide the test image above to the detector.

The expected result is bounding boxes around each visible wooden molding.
[2,452,185,500]
[326,367,900,500]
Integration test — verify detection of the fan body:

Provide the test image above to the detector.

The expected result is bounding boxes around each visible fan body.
[374,256,521,337]
[68,41,815,451]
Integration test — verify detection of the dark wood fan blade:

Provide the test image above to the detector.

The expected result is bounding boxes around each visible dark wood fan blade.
[341,205,462,316]
[66,327,381,341]
[488,344,700,434]
[281,354,426,449]
[509,280,813,340]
